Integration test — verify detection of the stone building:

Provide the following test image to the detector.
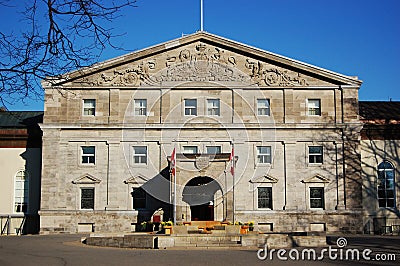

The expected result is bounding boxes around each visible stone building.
[0,110,43,234]
[360,102,400,234]
[40,32,365,234]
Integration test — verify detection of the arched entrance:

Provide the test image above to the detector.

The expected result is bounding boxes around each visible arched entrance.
[182,176,223,221]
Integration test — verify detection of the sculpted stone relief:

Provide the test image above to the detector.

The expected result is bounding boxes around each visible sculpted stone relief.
[245,59,309,86]
[74,43,313,87]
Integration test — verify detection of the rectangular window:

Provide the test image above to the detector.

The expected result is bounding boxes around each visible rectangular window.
[132,188,146,209]
[310,187,324,209]
[81,146,95,164]
[83,99,96,116]
[309,146,323,164]
[258,187,272,209]
[257,146,271,164]
[207,99,220,116]
[183,146,198,154]
[133,146,147,164]
[81,188,95,209]
[257,99,270,116]
[206,146,221,154]
[184,99,197,116]
[134,99,147,116]
[308,99,321,116]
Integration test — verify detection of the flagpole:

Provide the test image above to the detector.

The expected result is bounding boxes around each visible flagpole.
[173,142,177,225]
[173,163,177,225]
[200,0,204,31]
[232,143,235,223]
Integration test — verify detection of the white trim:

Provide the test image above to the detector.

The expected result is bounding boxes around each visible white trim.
[132,145,148,166]
[80,145,96,166]
[307,98,321,116]
[184,98,198,116]
[13,169,29,214]
[82,99,96,116]
[133,99,148,116]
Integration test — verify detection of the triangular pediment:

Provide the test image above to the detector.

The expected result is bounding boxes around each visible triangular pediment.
[72,173,101,184]
[45,32,362,88]
[250,174,279,183]
[124,174,148,184]
[302,174,330,183]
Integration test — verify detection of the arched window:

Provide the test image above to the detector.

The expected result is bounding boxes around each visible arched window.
[377,161,395,208]
[14,170,29,213]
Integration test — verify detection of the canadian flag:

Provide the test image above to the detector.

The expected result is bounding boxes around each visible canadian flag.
[170,148,176,176]
[229,147,234,176]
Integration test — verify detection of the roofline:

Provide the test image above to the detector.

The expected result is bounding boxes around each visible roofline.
[197,32,362,86]
[43,31,362,87]
[359,100,400,103]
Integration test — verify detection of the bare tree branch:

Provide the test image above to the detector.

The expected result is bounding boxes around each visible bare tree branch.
[0,0,137,107]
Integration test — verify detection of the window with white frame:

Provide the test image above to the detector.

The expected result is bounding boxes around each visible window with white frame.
[134,99,147,116]
[81,146,95,164]
[81,188,95,209]
[133,146,147,164]
[257,99,270,116]
[183,146,198,154]
[184,99,197,116]
[310,187,324,209]
[206,146,221,154]
[257,146,271,164]
[307,99,321,116]
[308,146,323,164]
[83,99,96,116]
[258,187,272,209]
[207,99,220,116]
[14,170,29,213]
[377,161,395,208]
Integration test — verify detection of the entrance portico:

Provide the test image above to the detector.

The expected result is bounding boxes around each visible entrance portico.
[170,153,235,223]
[182,176,222,221]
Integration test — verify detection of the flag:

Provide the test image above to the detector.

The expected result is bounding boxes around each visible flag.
[229,146,234,176]
[170,148,176,176]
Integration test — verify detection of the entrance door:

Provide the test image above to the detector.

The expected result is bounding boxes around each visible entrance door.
[191,203,214,221]
[182,176,222,221]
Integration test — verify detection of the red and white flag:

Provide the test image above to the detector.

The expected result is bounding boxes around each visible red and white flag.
[170,148,176,176]
[229,147,234,176]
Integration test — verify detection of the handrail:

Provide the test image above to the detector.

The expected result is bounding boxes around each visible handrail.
[1,215,10,235]
[0,214,26,235]
[16,216,26,235]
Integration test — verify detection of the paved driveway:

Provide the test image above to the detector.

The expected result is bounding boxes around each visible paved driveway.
[0,234,399,266]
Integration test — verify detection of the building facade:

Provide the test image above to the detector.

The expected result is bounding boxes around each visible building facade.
[0,110,43,235]
[360,102,400,234]
[40,32,365,234]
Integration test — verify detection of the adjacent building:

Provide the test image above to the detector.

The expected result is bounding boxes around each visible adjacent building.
[0,110,43,234]
[37,32,397,234]
[360,102,400,234]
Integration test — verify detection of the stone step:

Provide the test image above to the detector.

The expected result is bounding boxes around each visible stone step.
[172,235,242,248]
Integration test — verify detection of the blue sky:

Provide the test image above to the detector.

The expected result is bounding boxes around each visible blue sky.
[2,0,400,110]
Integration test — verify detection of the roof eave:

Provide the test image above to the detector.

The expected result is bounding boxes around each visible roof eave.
[45,31,362,87]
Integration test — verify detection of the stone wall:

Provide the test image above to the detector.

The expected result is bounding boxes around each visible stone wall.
[40,32,363,234]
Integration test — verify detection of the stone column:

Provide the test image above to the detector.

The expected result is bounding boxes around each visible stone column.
[105,141,122,210]
[335,142,346,210]
[284,89,294,123]
[214,190,223,221]
[108,89,120,123]
[57,142,68,210]
[283,141,298,210]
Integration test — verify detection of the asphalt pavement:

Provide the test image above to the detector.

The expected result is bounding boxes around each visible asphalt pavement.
[0,234,399,266]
